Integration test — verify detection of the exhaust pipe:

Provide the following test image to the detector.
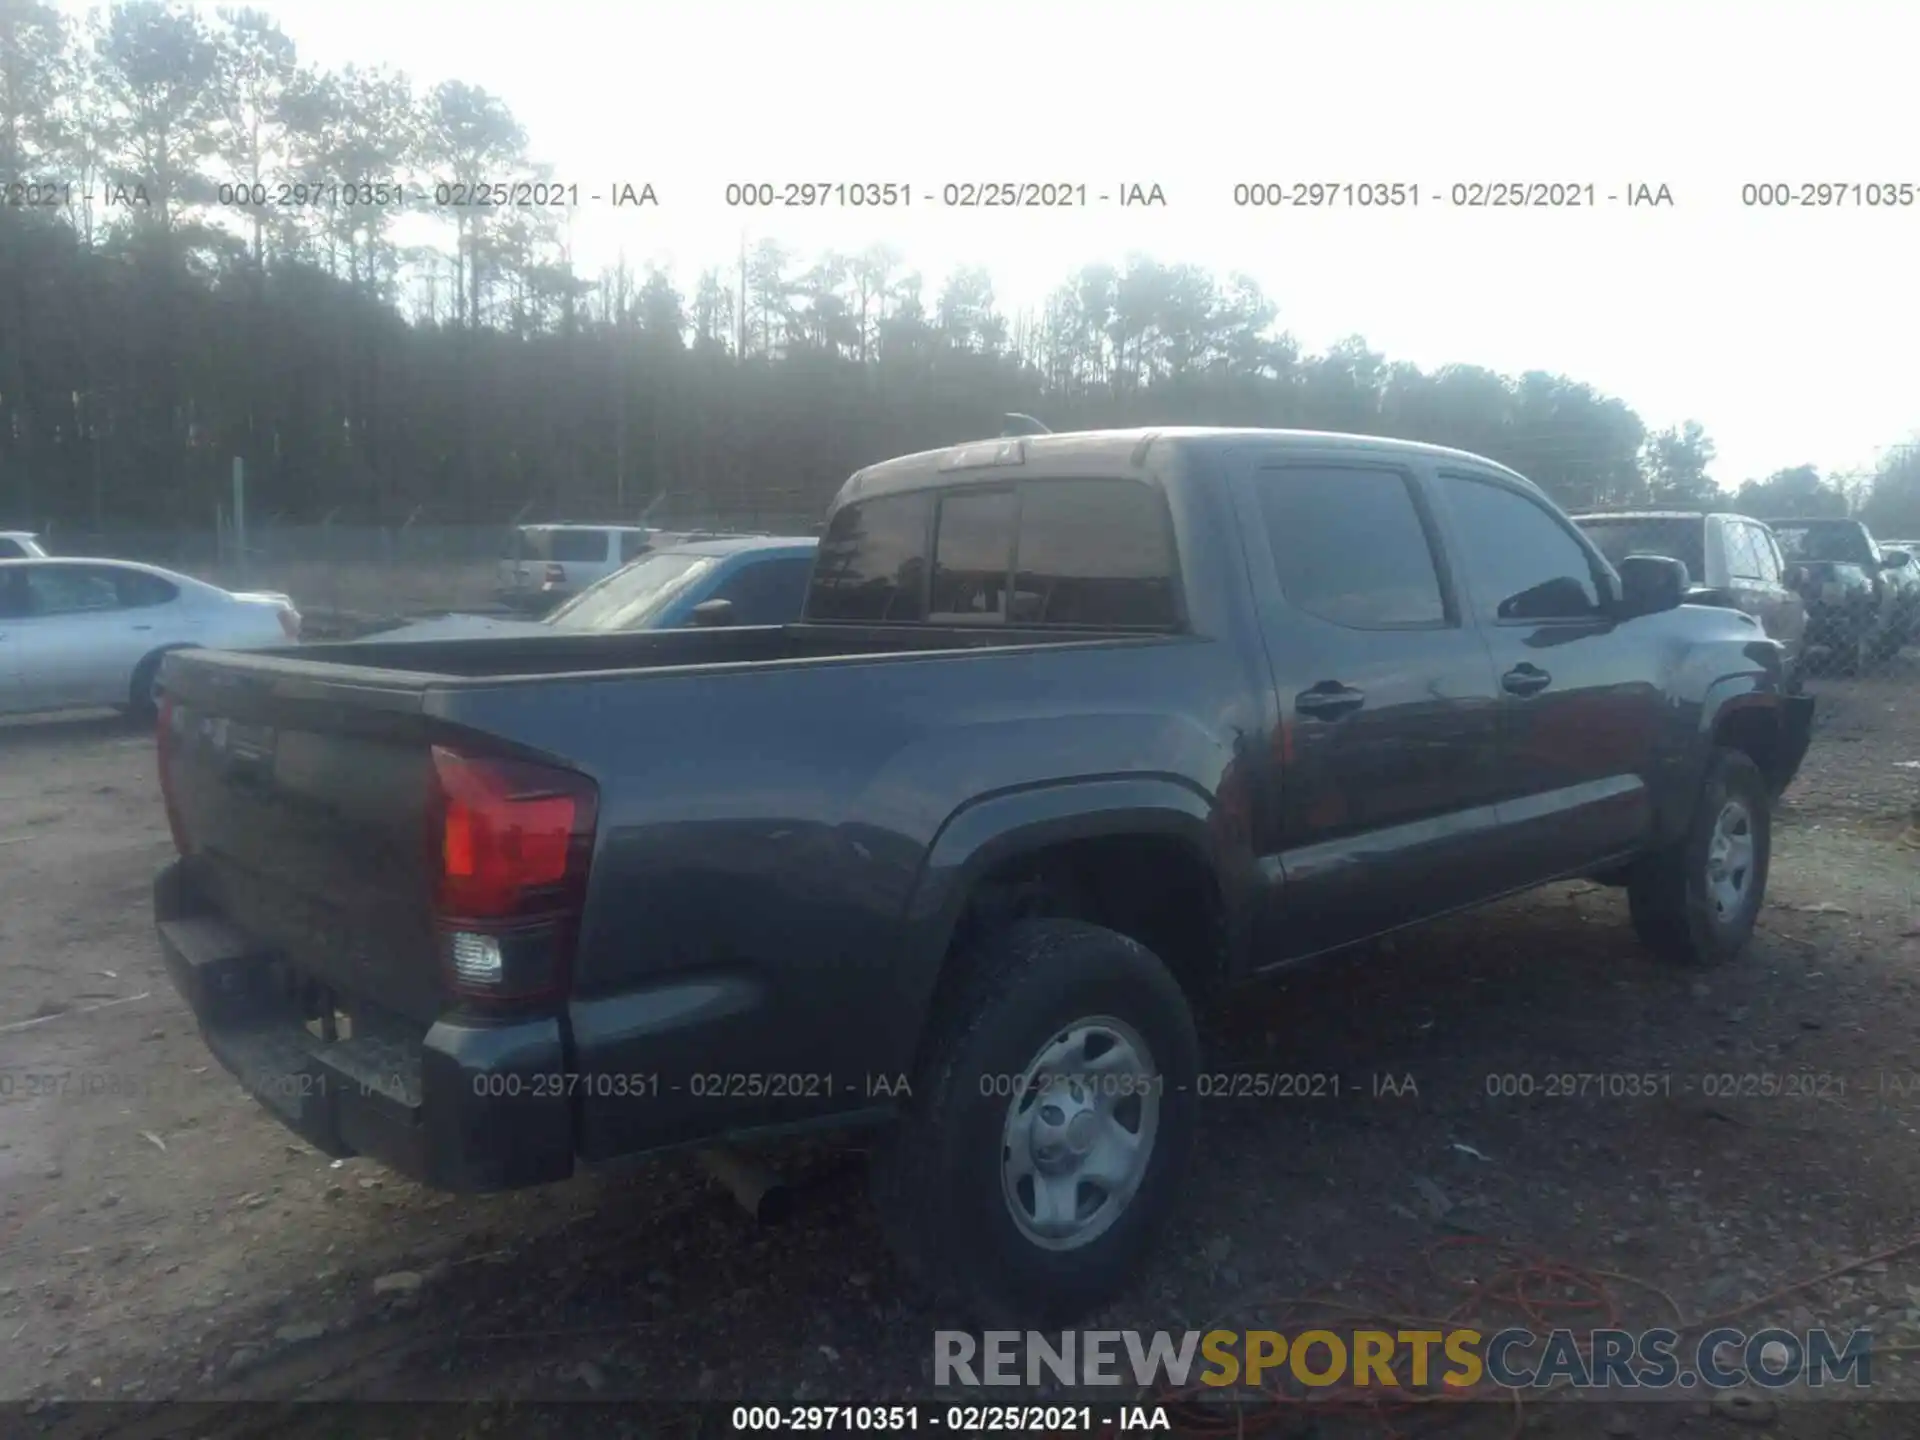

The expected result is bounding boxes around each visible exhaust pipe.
[698,1147,794,1225]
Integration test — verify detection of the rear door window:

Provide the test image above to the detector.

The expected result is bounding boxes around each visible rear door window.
[518,529,610,563]
[1255,465,1447,628]
[26,563,126,615]
[113,568,180,607]
[1010,478,1180,627]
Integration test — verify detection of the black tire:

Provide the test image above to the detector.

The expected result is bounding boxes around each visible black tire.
[1627,747,1770,967]
[869,918,1199,1327]
[125,650,169,723]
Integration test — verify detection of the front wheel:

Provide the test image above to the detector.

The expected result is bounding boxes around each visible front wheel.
[869,918,1199,1326]
[1627,747,1771,967]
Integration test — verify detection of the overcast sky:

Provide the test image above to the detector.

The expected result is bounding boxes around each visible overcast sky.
[60,0,1919,486]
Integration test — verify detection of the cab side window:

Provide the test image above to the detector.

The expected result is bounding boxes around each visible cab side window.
[709,556,814,625]
[1747,524,1784,584]
[1724,523,1766,582]
[26,564,124,616]
[1255,465,1447,628]
[1438,475,1603,622]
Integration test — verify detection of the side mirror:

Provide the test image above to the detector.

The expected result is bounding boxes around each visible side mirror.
[1783,564,1807,589]
[1614,555,1688,618]
[688,598,735,628]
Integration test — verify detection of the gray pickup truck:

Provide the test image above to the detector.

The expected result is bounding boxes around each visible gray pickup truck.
[152,427,1814,1324]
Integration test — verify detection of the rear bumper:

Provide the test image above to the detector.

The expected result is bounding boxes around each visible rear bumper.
[154,860,574,1192]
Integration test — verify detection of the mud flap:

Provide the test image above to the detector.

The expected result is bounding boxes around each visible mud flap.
[1775,694,1816,796]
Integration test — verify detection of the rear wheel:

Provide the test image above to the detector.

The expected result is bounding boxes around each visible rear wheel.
[1627,747,1770,967]
[869,918,1199,1326]
[124,649,173,723]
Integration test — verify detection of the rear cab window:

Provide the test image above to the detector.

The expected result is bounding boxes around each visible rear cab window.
[1576,516,1707,585]
[1772,523,1875,566]
[512,529,611,564]
[805,476,1181,629]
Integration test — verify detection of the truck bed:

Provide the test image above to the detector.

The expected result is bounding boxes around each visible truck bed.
[233,621,1129,684]
[151,619,1216,1184]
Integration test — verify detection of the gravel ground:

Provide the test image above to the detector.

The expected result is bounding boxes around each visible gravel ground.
[2,658,1918,1440]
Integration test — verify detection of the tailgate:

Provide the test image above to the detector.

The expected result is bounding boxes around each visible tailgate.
[158,653,446,1025]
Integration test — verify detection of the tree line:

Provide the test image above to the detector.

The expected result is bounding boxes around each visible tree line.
[2,1,1915,536]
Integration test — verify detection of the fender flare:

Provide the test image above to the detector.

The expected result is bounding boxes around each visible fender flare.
[1692,676,1812,807]
[887,776,1237,1074]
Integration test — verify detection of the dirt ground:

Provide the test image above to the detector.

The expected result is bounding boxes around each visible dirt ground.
[2,658,1918,1439]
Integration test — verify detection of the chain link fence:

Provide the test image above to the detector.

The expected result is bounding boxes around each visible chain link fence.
[33,490,824,629]
[1572,510,1920,684]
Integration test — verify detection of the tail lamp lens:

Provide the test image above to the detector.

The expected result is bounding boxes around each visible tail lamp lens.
[155,692,189,855]
[428,747,597,1002]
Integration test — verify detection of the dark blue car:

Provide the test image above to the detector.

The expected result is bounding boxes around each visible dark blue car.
[374,535,819,643]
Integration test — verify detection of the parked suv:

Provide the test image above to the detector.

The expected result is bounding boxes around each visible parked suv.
[1572,511,1808,686]
[496,524,658,611]
[154,428,1815,1325]
[1876,546,1920,648]
[1765,517,1903,672]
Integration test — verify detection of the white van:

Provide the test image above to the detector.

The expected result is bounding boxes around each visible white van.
[496,524,657,610]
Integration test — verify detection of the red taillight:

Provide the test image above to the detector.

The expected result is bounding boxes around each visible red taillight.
[542,563,567,588]
[155,693,189,855]
[426,747,597,1002]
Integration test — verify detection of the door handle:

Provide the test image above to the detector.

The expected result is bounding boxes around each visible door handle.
[1502,664,1552,697]
[1295,681,1366,719]
[131,624,153,632]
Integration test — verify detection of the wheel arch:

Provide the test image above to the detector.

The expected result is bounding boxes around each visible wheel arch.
[130,642,202,714]
[892,776,1238,1080]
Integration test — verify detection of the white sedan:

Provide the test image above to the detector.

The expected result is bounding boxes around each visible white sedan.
[0,558,301,718]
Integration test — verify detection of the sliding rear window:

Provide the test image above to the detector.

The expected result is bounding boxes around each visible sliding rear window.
[805,477,1181,628]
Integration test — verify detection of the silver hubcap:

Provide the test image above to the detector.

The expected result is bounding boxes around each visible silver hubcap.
[1000,1017,1160,1251]
[1705,800,1755,921]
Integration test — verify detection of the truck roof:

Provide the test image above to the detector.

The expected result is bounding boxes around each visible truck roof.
[1572,510,1720,523]
[841,427,1537,505]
